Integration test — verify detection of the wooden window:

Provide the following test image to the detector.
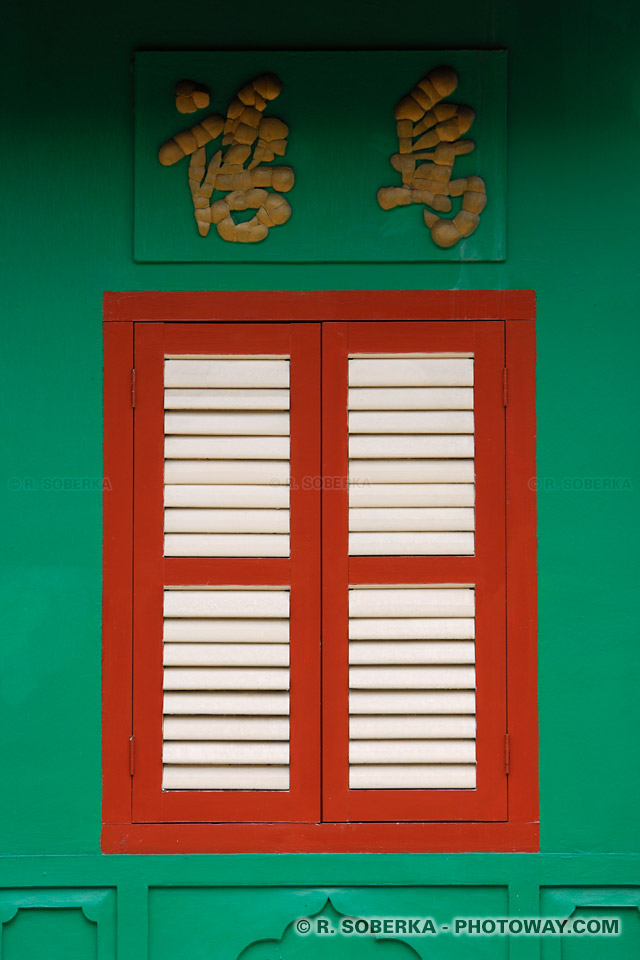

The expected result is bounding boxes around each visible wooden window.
[103,291,537,853]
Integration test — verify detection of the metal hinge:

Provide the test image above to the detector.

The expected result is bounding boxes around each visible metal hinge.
[502,367,508,407]
[129,736,136,776]
[504,733,511,775]
[131,368,137,408]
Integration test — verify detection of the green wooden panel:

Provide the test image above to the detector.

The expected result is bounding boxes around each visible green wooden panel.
[134,50,506,262]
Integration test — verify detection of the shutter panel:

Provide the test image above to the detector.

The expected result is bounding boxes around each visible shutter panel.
[132,322,320,824]
[164,359,290,557]
[348,586,476,789]
[322,320,507,823]
[162,587,290,791]
[348,357,475,556]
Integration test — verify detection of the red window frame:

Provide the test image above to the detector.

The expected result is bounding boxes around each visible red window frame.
[102,290,538,854]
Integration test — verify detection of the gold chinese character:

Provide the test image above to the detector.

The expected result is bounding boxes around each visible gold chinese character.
[377,66,486,248]
[158,74,294,243]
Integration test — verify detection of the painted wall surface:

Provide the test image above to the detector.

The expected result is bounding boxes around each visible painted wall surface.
[1,0,639,956]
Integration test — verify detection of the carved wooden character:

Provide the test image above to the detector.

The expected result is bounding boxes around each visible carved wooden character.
[377,66,487,248]
[158,74,294,242]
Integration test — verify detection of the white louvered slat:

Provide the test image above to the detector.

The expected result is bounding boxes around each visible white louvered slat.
[348,354,475,557]
[165,461,289,484]
[164,643,290,666]
[164,388,290,409]
[348,387,473,410]
[349,587,475,618]
[164,357,291,558]
[163,587,290,791]
[165,359,289,388]
[164,618,289,643]
[349,532,475,555]
[349,483,474,508]
[349,641,475,664]
[163,742,289,764]
[164,534,290,557]
[350,740,475,763]
[349,508,474,531]
[349,358,473,386]
[165,509,289,533]
[349,460,473,483]
[349,617,474,639]
[165,411,290,435]
[348,586,476,790]
[349,765,475,789]
[163,766,289,789]
[163,717,289,740]
[163,667,290,690]
[350,715,476,739]
[349,411,473,433]
[165,484,290,508]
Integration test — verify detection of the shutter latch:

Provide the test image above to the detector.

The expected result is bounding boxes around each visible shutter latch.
[504,733,511,775]
[129,736,136,776]
[131,368,137,408]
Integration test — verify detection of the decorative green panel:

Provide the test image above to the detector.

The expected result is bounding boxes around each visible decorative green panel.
[134,50,506,262]
[541,889,640,960]
[0,889,115,960]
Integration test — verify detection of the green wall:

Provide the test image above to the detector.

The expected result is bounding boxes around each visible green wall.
[1,0,639,956]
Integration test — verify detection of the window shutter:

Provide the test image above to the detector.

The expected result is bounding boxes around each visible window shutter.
[131,323,320,824]
[322,321,508,823]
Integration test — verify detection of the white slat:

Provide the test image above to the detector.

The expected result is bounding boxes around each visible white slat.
[164,667,290,690]
[164,484,290,508]
[165,359,289,388]
[163,742,289,764]
[165,388,290,409]
[163,692,290,714]
[349,765,475,789]
[164,590,289,618]
[349,358,473,387]
[349,508,474,532]
[163,585,291,791]
[349,483,474,508]
[165,436,289,459]
[165,509,289,533]
[165,460,290,484]
[349,588,475,618]
[164,619,289,643]
[349,617,474,639]
[350,716,476,739]
[165,412,290,435]
[349,532,474,555]
[349,435,473,459]
[349,460,474,483]
[348,387,473,410]
[164,717,290,740]
[349,665,475,689]
[163,766,289,789]
[164,643,290,666]
[349,411,474,434]
[165,533,290,557]
[349,641,475,664]
[350,740,475,763]
[349,691,475,714]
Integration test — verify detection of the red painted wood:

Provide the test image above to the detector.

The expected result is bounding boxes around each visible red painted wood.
[102,292,538,852]
[505,320,539,826]
[322,321,508,822]
[102,322,134,825]
[130,322,322,823]
[104,290,536,323]
[101,820,540,854]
